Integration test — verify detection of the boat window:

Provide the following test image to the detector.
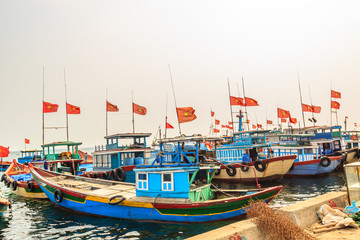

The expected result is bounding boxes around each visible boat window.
[162,173,173,191]
[137,173,148,190]
[334,141,341,150]
[298,149,303,155]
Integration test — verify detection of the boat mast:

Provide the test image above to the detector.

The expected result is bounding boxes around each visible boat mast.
[308,86,315,127]
[64,68,69,142]
[297,70,306,130]
[132,90,135,133]
[236,82,245,131]
[168,64,181,136]
[164,94,168,138]
[42,67,45,145]
[227,78,235,133]
[330,81,332,127]
[106,88,108,136]
[241,77,250,131]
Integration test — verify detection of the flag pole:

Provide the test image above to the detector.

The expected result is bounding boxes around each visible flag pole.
[132,90,135,133]
[42,67,45,145]
[330,81,332,127]
[64,68,69,142]
[241,77,250,131]
[168,64,181,136]
[106,88,108,136]
[236,82,244,131]
[297,69,306,130]
[227,78,235,133]
[308,86,315,127]
[165,94,168,138]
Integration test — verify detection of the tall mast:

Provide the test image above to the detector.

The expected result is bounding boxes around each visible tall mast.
[132,90,135,133]
[330,81,332,127]
[42,67,45,145]
[297,70,306,130]
[227,78,234,133]
[106,88,108,136]
[308,86,315,127]
[165,94,168,138]
[236,82,244,131]
[64,68,69,142]
[168,64,181,135]
[241,77,250,131]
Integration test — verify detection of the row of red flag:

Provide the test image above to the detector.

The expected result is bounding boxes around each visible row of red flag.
[43,102,80,114]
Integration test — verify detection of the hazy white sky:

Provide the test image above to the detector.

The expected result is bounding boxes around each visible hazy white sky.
[1,0,360,150]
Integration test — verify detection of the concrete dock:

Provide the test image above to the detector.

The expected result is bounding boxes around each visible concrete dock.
[187,191,357,240]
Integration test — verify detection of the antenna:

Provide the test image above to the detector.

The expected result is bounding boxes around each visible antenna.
[168,64,181,135]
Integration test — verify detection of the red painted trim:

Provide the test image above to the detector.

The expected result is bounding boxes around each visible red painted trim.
[220,155,296,169]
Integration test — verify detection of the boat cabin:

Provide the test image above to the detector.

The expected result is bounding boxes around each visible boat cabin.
[93,133,153,181]
[342,131,360,149]
[17,150,43,164]
[134,136,220,201]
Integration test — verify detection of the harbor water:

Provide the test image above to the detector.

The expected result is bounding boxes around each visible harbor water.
[0,150,346,239]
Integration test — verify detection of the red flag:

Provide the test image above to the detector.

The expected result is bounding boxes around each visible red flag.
[226,125,232,129]
[245,97,259,106]
[221,125,226,128]
[311,105,321,113]
[215,119,220,125]
[345,116,348,119]
[229,121,232,125]
[213,129,220,133]
[66,103,80,114]
[331,90,341,98]
[176,107,197,123]
[166,122,174,129]
[257,124,262,128]
[133,103,147,115]
[106,101,119,112]
[246,119,250,123]
[0,145,10,158]
[230,96,244,106]
[43,101,59,113]
[25,139,30,144]
[331,101,340,109]
[211,111,215,117]
[252,124,256,129]
[281,118,287,123]
[278,108,290,118]
[290,118,297,124]
[355,123,358,127]
[302,103,313,112]
[267,120,273,125]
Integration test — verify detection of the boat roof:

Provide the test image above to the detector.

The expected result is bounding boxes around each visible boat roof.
[278,134,316,138]
[105,133,152,139]
[343,131,360,133]
[159,136,222,143]
[20,149,42,153]
[234,130,271,134]
[305,125,342,131]
[93,148,151,155]
[42,141,82,148]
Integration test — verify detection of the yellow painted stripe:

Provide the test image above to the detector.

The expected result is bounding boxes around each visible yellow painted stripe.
[85,195,154,208]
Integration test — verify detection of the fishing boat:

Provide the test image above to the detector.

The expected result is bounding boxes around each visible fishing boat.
[1,141,83,198]
[17,150,43,164]
[29,136,283,223]
[0,196,10,217]
[81,133,153,183]
[212,114,296,182]
[268,134,342,177]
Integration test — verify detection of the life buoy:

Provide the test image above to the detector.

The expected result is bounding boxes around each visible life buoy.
[12,181,17,191]
[214,169,221,175]
[6,181,11,188]
[320,157,331,167]
[115,168,126,182]
[226,165,237,176]
[27,181,34,192]
[254,160,266,172]
[240,162,250,172]
[1,175,5,182]
[102,172,109,180]
[108,195,125,205]
[54,189,64,203]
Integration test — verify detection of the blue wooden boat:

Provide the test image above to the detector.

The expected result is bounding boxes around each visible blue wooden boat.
[268,134,342,176]
[213,114,296,182]
[28,136,283,223]
[2,141,84,198]
[82,133,153,183]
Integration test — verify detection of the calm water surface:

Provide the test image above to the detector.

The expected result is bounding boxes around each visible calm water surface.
[0,151,346,239]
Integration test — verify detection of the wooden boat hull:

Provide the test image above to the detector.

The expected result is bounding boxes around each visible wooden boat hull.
[212,155,296,182]
[285,156,341,177]
[30,166,282,223]
[3,161,47,199]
